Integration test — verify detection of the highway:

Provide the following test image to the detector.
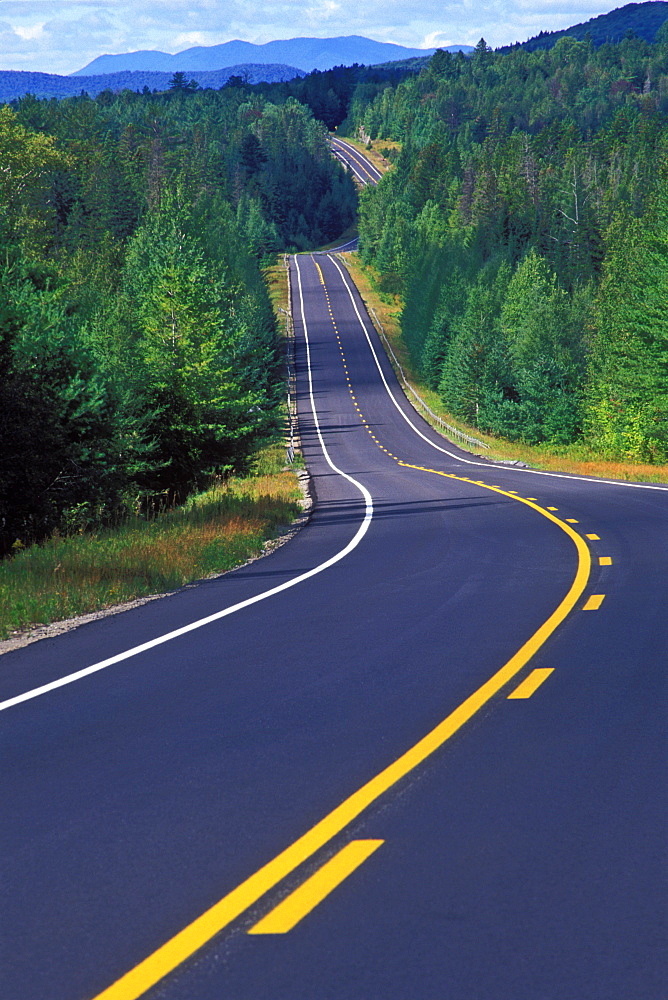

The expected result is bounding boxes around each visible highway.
[330,135,383,185]
[1,249,666,1000]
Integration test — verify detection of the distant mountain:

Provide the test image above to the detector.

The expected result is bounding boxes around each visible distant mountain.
[500,1,668,52]
[72,35,462,76]
[0,65,304,104]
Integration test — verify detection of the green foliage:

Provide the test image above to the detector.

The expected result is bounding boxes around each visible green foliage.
[121,196,277,499]
[0,105,67,255]
[352,31,668,457]
[2,82,353,554]
[168,72,199,92]
[0,260,147,555]
[508,1,668,52]
[0,442,302,638]
[586,192,668,460]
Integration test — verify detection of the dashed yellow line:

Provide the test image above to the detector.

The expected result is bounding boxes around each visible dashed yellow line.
[324,260,612,635]
[507,668,554,699]
[91,257,610,1000]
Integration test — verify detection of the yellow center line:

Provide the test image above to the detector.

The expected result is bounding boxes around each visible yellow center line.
[88,257,596,1000]
[90,464,590,1000]
[507,668,554,699]
[247,840,384,935]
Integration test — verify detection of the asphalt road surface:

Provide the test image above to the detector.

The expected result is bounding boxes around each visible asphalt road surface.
[330,135,383,186]
[1,252,666,1000]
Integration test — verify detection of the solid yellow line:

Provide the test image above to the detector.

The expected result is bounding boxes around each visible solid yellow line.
[92,461,591,1000]
[583,594,605,610]
[599,556,612,566]
[507,668,554,699]
[247,840,383,935]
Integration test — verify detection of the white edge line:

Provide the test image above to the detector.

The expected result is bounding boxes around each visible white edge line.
[330,144,369,185]
[327,256,668,494]
[331,138,383,181]
[330,141,380,185]
[0,257,374,715]
[318,239,358,254]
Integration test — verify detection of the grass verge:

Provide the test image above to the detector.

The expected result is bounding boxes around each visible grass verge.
[341,253,668,484]
[1,261,304,643]
[264,257,290,315]
[332,133,399,175]
[0,440,303,640]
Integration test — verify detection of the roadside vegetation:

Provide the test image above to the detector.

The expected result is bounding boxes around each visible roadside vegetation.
[343,31,668,469]
[343,253,668,483]
[0,87,323,637]
[332,134,399,176]
[5,22,668,638]
[0,439,302,640]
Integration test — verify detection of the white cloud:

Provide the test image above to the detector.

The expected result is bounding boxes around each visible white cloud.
[13,21,45,39]
[172,29,214,47]
[0,0,625,74]
[304,0,341,20]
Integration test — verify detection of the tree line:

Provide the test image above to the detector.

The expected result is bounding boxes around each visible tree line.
[0,85,357,555]
[348,31,668,461]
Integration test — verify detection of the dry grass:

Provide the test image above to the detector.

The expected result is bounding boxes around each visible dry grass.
[332,133,399,175]
[0,441,303,639]
[264,259,290,316]
[343,254,668,484]
[0,257,306,641]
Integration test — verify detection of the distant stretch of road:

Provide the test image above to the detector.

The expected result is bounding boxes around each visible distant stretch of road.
[330,135,383,185]
[1,248,666,1000]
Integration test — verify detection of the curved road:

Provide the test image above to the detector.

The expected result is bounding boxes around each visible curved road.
[1,253,666,1000]
[330,135,383,186]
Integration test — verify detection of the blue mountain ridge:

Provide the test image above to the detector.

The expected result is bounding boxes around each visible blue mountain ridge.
[500,1,668,51]
[72,35,470,76]
[0,65,305,104]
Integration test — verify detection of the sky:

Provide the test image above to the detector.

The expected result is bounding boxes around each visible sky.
[0,0,622,75]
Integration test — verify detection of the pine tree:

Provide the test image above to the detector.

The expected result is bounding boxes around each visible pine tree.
[587,198,668,461]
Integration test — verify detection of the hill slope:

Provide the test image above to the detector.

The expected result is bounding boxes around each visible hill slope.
[0,65,304,103]
[72,35,447,76]
[501,1,668,51]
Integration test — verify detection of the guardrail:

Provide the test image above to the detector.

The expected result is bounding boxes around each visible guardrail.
[281,253,297,463]
[333,255,489,452]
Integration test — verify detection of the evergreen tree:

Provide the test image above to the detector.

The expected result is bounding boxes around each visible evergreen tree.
[587,198,668,460]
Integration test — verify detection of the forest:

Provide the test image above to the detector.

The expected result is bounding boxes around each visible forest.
[0,83,357,556]
[346,30,668,462]
[4,19,668,559]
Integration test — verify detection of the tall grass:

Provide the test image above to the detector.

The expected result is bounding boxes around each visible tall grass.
[0,441,302,639]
